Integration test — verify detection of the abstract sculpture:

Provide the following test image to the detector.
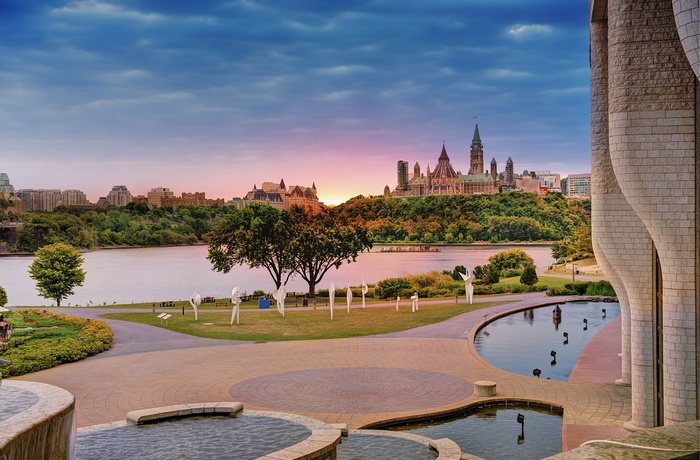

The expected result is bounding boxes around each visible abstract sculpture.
[395,296,400,311]
[329,282,335,321]
[272,285,286,316]
[231,286,241,325]
[410,292,418,312]
[189,290,201,321]
[346,284,353,313]
[361,278,368,308]
[459,269,474,304]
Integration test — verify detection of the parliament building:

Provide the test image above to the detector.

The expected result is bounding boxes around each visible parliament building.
[391,125,538,197]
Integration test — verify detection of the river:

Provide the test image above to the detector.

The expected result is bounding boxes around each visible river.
[0,244,554,307]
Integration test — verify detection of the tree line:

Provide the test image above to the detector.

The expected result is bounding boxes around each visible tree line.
[334,191,590,243]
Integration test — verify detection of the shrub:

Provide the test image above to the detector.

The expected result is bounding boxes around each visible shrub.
[585,280,616,296]
[547,287,576,296]
[0,310,113,377]
[564,283,588,295]
[503,268,523,278]
[377,277,413,299]
[520,266,539,286]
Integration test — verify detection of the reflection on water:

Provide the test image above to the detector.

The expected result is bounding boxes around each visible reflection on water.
[388,406,562,460]
[474,301,620,381]
[75,415,311,460]
[0,244,554,306]
[337,434,438,460]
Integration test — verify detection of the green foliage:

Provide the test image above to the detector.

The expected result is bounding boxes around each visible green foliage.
[0,286,6,307]
[334,192,589,243]
[520,265,539,286]
[377,277,413,299]
[207,203,296,289]
[550,223,593,262]
[585,280,616,296]
[451,265,466,281]
[482,264,501,284]
[253,289,266,296]
[0,310,113,377]
[28,243,86,306]
[565,283,589,295]
[15,204,228,252]
[488,248,535,271]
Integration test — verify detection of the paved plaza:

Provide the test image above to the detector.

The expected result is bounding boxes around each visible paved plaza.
[14,292,632,451]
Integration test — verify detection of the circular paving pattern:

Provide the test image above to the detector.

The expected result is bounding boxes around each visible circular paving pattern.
[230,367,473,414]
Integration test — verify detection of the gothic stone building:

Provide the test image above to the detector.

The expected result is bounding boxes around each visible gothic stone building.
[392,125,533,197]
[590,0,699,428]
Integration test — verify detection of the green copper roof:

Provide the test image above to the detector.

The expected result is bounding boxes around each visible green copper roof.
[472,124,481,142]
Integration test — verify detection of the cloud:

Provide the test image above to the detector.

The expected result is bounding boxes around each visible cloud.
[317,65,372,75]
[488,69,532,78]
[507,24,553,38]
[51,0,165,22]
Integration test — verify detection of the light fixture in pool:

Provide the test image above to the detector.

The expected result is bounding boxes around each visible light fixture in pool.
[533,368,541,378]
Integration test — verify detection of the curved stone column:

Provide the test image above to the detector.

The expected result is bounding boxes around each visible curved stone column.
[673,0,700,78]
[607,0,698,425]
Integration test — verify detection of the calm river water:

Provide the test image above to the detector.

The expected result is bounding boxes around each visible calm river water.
[0,244,554,307]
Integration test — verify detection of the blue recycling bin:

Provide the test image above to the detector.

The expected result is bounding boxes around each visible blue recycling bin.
[258,297,270,309]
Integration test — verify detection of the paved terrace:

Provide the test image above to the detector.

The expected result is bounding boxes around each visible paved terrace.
[13,292,631,452]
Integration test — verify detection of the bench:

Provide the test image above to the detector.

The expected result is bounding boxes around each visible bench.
[215,302,228,307]
[201,296,215,303]
[160,301,174,307]
[156,313,172,326]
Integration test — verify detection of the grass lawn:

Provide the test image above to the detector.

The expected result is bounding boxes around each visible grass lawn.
[102,300,508,341]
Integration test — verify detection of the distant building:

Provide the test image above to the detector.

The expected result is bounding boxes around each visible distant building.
[536,171,562,192]
[0,173,24,214]
[241,179,323,213]
[147,187,175,208]
[60,189,88,207]
[392,125,535,197]
[560,177,568,195]
[160,192,224,209]
[566,173,591,198]
[16,189,62,211]
[106,185,132,207]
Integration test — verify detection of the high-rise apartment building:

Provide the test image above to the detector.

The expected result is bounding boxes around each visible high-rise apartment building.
[106,185,132,207]
[566,173,591,198]
[147,187,175,208]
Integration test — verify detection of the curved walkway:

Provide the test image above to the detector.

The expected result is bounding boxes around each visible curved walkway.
[13,293,630,451]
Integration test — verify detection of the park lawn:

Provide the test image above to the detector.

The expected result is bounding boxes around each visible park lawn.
[102,300,507,341]
[497,275,584,289]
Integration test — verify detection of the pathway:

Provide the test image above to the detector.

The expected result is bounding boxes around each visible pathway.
[12,292,631,452]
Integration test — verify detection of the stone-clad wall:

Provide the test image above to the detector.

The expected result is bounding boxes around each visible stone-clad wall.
[605,0,698,424]
[590,4,658,429]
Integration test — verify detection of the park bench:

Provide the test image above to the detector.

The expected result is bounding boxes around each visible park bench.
[215,302,228,307]
[201,296,215,303]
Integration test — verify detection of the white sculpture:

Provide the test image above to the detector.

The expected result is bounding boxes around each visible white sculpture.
[272,285,286,316]
[410,292,419,312]
[231,286,241,325]
[459,269,474,305]
[361,278,369,308]
[189,290,201,321]
[346,284,353,313]
[329,282,335,321]
[396,296,400,312]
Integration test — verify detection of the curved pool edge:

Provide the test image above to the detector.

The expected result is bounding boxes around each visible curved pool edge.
[0,380,76,460]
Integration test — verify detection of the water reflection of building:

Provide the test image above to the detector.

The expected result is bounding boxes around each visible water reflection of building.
[392,125,540,197]
[590,0,698,429]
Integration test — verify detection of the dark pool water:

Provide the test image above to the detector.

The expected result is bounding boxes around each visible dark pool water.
[388,406,562,460]
[0,386,39,422]
[338,433,438,460]
[75,415,311,460]
[474,301,620,381]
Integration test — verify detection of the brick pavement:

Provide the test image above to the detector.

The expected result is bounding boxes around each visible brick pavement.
[13,293,631,452]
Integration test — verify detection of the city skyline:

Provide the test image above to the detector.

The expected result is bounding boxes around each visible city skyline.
[2,1,590,205]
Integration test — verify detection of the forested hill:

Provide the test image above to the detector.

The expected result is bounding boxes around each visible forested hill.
[333,192,590,243]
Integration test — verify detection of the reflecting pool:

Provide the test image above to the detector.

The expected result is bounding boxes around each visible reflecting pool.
[338,433,438,460]
[75,415,311,460]
[474,301,620,380]
[388,405,562,460]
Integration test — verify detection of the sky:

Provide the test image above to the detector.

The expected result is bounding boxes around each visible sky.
[1,0,591,205]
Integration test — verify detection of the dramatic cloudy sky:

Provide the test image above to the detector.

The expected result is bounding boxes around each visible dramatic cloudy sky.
[1,0,590,204]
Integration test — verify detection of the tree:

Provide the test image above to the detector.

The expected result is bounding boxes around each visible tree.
[206,203,296,289]
[488,248,535,272]
[520,265,539,286]
[288,207,373,297]
[28,243,86,306]
[0,285,7,307]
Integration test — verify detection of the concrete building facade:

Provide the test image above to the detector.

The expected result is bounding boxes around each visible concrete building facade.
[590,0,698,428]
